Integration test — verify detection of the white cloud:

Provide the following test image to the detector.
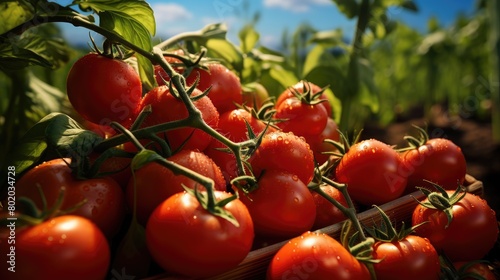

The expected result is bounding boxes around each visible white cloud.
[263,0,331,13]
[152,3,193,23]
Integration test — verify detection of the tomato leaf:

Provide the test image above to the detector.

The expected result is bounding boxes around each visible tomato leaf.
[44,113,103,159]
[75,0,156,90]
[206,38,244,74]
[331,0,359,19]
[0,1,34,35]
[239,24,260,54]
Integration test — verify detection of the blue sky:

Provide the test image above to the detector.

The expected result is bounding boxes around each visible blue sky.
[59,0,478,49]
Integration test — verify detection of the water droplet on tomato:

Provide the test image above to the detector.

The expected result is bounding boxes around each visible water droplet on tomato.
[47,236,54,242]
[292,175,299,181]
[83,185,90,192]
[293,197,299,203]
[96,198,103,205]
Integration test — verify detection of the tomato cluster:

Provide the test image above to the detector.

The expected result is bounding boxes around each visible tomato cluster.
[2,51,498,280]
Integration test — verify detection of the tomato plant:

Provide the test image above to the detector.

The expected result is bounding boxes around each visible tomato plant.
[125,149,226,225]
[0,215,110,280]
[146,190,254,278]
[138,85,219,152]
[242,82,270,108]
[66,53,142,126]
[15,158,126,238]
[267,231,371,280]
[249,131,315,185]
[335,139,407,206]
[237,169,316,239]
[411,186,499,262]
[399,127,467,193]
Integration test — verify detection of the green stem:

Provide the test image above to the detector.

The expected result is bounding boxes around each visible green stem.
[339,0,371,133]
[312,176,368,241]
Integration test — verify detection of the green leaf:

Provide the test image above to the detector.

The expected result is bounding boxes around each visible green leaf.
[206,38,244,73]
[0,26,72,71]
[261,65,299,97]
[75,0,156,89]
[331,0,359,19]
[239,24,260,54]
[44,113,103,159]
[0,1,35,34]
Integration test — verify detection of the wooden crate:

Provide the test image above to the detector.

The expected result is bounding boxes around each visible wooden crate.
[146,175,484,280]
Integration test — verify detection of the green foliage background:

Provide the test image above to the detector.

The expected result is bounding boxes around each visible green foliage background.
[0,0,498,164]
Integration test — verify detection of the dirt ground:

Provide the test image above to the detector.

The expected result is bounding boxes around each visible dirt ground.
[362,106,500,275]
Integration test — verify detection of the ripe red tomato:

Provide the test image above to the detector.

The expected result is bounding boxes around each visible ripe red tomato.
[412,191,498,261]
[185,63,243,114]
[249,131,315,185]
[139,85,219,152]
[302,117,340,165]
[204,108,268,183]
[126,149,226,225]
[154,49,186,85]
[237,169,316,239]
[267,231,371,280]
[335,139,407,206]
[0,215,110,280]
[453,261,497,280]
[276,81,332,118]
[66,53,142,126]
[372,235,441,280]
[146,191,254,278]
[87,151,132,189]
[15,158,126,238]
[310,184,349,230]
[399,138,466,193]
[274,96,328,136]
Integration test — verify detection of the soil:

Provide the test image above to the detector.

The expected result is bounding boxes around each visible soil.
[362,105,500,276]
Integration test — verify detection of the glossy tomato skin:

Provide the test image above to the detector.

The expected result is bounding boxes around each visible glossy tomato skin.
[453,261,497,280]
[249,131,315,185]
[15,158,126,238]
[335,139,407,206]
[139,85,219,152]
[125,149,226,225]
[146,191,254,278]
[204,109,268,184]
[267,231,370,280]
[185,63,243,114]
[0,215,110,280]
[302,117,340,165]
[400,138,466,193]
[372,235,441,280]
[275,96,328,136]
[237,170,316,239]
[412,192,498,262]
[310,184,348,230]
[67,53,142,126]
[276,81,332,118]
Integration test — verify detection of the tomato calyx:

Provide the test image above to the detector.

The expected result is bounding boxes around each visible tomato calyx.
[365,205,424,243]
[398,125,430,152]
[440,256,495,280]
[185,185,241,227]
[5,185,86,228]
[415,181,467,228]
[288,80,330,106]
